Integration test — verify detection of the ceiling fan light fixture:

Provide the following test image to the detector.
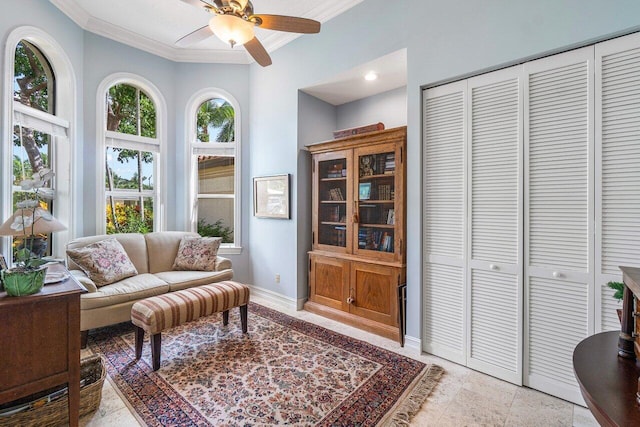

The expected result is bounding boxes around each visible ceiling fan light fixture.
[209,14,254,47]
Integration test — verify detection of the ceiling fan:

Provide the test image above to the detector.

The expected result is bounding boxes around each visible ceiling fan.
[177,0,321,67]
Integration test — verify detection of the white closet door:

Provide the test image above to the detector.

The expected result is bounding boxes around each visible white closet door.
[467,67,523,384]
[595,32,640,332]
[524,47,594,405]
[423,81,467,364]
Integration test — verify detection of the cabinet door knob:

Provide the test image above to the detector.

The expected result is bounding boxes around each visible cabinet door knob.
[489,264,499,271]
[346,297,354,304]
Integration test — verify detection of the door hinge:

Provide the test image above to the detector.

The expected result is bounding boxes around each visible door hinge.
[400,146,403,164]
[309,257,312,272]
[312,231,315,244]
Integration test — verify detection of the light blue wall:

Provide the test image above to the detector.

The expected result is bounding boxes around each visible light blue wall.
[336,86,407,131]
[249,0,640,341]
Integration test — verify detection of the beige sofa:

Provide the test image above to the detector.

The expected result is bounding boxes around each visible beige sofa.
[65,231,233,345]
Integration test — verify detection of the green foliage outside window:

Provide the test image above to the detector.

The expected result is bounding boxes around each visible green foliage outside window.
[106,203,154,234]
[197,99,234,143]
[197,219,233,243]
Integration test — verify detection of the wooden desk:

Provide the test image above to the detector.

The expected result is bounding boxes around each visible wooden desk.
[0,264,86,426]
[574,331,640,427]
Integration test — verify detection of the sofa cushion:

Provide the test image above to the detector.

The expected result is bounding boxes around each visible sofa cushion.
[154,269,234,292]
[172,236,222,271]
[80,273,170,310]
[67,238,138,287]
[67,233,149,274]
[145,231,200,273]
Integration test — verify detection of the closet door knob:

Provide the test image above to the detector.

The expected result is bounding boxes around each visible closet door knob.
[489,264,499,271]
[552,271,562,279]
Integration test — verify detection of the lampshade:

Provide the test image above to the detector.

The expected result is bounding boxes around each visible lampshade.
[209,14,255,47]
[0,207,67,237]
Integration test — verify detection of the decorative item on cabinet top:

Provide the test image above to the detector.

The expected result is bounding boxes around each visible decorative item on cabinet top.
[333,122,385,139]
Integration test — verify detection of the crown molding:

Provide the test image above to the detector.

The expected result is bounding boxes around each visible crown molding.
[84,16,252,63]
[49,0,91,27]
[49,0,364,64]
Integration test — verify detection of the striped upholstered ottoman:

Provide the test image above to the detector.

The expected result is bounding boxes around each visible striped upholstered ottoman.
[131,281,250,370]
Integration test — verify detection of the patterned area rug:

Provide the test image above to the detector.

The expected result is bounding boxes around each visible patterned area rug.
[89,302,443,426]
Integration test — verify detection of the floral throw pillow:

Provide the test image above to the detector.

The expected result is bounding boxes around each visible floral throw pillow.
[172,236,221,271]
[66,238,138,287]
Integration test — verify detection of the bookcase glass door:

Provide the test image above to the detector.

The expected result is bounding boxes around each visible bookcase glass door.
[355,147,396,256]
[318,157,348,248]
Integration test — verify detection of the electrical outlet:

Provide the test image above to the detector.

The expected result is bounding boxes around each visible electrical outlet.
[275,274,280,283]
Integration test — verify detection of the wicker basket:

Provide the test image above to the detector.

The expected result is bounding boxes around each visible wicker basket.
[0,354,106,427]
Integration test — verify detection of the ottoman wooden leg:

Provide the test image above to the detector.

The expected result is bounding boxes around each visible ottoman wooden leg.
[240,304,248,333]
[151,333,162,371]
[80,330,89,349]
[135,326,144,360]
[222,310,229,325]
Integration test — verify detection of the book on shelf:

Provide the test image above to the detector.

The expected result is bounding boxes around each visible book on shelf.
[325,162,344,178]
[334,225,346,246]
[326,206,340,222]
[387,208,395,225]
[377,184,391,200]
[384,153,396,174]
[328,187,344,201]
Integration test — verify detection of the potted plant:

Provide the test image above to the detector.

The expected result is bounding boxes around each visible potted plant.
[607,280,625,322]
[0,168,66,296]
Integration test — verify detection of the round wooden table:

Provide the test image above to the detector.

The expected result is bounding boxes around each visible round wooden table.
[573,331,640,426]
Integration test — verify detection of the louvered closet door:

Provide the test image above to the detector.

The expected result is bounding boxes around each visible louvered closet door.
[467,67,523,384]
[595,33,640,333]
[423,81,467,364]
[524,47,594,405]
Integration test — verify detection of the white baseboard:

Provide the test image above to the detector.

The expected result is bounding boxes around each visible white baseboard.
[404,335,421,353]
[247,284,300,311]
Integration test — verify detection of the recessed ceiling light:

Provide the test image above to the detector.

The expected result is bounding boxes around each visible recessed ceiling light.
[364,71,378,81]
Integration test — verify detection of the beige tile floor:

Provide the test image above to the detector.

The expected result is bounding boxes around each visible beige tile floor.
[80,295,599,427]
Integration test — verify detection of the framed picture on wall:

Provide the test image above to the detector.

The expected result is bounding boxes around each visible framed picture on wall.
[253,174,290,219]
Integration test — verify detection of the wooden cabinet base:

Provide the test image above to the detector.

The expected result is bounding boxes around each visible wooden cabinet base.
[304,300,400,342]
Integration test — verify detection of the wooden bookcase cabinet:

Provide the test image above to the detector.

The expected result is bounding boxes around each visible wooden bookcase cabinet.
[305,127,406,342]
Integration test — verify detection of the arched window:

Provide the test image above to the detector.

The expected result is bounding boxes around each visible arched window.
[2,27,76,263]
[97,74,165,234]
[187,89,241,252]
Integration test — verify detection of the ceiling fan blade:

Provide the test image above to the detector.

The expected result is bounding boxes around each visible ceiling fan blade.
[175,25,214,47]
[252,14,321,34]
[181,0,223,8]
[244,37,272,67]
[180,0,221,10]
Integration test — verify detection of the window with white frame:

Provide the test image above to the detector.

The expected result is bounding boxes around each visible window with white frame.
[7,39,69,262]
[189,91,241,251]
[103,82,159,233]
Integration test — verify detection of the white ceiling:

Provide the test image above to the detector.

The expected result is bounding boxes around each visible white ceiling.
[49,0,364,64]
[302,49,407,106]
[49,0,407,105]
